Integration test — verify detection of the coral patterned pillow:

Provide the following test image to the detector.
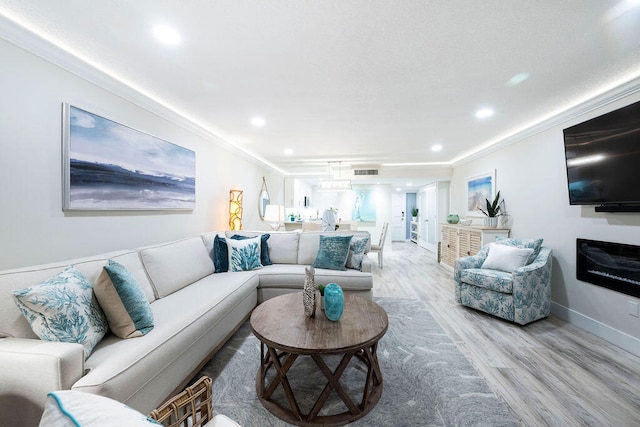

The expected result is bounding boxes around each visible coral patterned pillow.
[226,237,263,272]
[12,266,107,359]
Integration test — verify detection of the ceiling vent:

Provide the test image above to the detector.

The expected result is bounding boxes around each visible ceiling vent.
[353,169,379,176]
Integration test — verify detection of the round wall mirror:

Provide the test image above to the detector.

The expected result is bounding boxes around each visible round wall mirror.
[259,178,270,220]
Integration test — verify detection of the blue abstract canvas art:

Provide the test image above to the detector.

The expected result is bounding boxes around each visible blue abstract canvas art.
[63,104,195,210]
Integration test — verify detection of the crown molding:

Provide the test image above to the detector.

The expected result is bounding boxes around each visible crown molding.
[0,13,286,175]
[453,74,640,167]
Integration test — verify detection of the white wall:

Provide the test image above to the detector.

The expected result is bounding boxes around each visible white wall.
[308,184,392,246]
[0,38,284,270]
[450,90,640,356]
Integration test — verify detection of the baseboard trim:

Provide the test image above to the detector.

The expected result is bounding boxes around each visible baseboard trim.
[551,302,640,357]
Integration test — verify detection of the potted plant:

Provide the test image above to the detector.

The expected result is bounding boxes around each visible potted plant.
[478,191,504,228]
[317,284,325,310]
[411,207,419,220]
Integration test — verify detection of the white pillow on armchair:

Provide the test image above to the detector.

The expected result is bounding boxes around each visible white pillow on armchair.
[481,243,534,273]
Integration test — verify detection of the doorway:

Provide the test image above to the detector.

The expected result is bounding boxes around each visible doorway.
[418,184,437,253]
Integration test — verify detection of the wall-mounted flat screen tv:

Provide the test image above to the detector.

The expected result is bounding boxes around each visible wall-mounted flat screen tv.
[563,99,640,211]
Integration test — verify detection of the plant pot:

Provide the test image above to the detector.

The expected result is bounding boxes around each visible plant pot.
[484,217,499,228]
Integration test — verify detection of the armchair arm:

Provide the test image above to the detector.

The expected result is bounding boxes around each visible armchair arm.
[453,246,489,303]
[0,338,85,427]
[454,246,489,284]
[512,247,553,325]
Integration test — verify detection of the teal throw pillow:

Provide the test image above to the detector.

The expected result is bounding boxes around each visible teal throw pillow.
[213,235,229,273]
[94,260,154,338]
[313,235,353,271]
[227,237,263,272]
[12,266,107,359]
[346,235,369,270]
[495,236,543,264]
[231,233,272,266]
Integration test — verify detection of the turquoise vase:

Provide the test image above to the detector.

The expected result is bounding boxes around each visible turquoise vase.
[324,283,344,322]
[446,214,460,224]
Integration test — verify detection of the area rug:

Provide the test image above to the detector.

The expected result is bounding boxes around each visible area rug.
[196,298,519,426]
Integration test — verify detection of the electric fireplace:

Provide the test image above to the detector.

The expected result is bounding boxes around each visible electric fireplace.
[576,238,640,298]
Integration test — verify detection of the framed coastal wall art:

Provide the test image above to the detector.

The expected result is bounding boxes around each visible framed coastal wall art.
[466,170,495,216]
[351,189,376,223]
[62,104,196,211]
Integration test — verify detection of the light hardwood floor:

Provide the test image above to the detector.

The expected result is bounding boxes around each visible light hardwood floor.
[370,241,640,426]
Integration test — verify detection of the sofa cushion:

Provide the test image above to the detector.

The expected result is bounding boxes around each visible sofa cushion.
[313,235,353,271]
[298,233,322,265]
[94,260,154,339]
[460,268,514,293]
[39,390,160,426]
[495,236,543,264]
[265,232,300,264]
[346,235,369,270]
[12,266,107,359]
[257,264,373,291]
[481,243,533,273]
[227,237,263,272]
[140,237,214,298]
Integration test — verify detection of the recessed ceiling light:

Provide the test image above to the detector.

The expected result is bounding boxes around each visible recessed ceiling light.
[152,25,181,46]
[475,108,494,119]
[396,187,402,192]
[251,117,266,127]
[506,72,530,87]
[431,144,443,152]
[407,183,413,187]
[284,148,293,156]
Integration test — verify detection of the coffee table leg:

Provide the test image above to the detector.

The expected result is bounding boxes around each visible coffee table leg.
[256,343,384,426]
[257,344,303,421]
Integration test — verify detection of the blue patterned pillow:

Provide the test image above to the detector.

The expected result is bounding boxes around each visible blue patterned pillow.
[227,237,263,272]
[213,235,229,273]
[313,235,353,271]
[94,260,154,338]
[231,234,272,266]
[12,266,107,359]
[346,235,369,270]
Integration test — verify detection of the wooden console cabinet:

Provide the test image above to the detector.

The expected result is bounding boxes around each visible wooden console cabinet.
[440,224,510,269]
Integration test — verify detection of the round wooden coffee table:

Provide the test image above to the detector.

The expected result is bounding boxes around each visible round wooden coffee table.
[250,292,388,427]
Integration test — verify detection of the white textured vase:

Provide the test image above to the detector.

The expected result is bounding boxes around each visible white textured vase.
[484,217,499,228]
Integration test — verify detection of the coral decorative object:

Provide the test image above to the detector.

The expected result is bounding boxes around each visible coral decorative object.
[324,283,344,321]
[303,267,316,317]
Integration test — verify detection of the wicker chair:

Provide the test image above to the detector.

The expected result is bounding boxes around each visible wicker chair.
[149,376,240,427]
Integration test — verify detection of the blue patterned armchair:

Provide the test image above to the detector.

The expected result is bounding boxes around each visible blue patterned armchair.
[454,238,552,325]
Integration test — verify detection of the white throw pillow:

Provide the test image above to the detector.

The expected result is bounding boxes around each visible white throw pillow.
[481,243,534,273]
[226,237,263,272]
[39,390,160,426]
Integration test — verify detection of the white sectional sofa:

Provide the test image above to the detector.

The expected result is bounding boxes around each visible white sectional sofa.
[0,230,373,427]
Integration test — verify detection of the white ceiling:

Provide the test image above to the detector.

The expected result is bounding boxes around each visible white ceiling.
[1,1,640,189]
